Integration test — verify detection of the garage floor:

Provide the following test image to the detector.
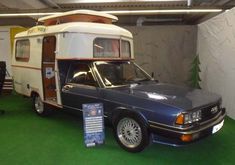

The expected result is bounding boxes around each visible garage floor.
[0,94,234,165]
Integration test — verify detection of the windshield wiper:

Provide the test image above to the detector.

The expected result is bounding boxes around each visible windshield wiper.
[137,78,150,82]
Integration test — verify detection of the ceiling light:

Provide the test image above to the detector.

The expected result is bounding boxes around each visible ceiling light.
[70,0,186,2]
[0,12,61,17]
[0,8,222,18]
[101,9,223,15]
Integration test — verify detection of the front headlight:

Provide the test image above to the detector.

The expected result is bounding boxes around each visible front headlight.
[176,110,202,125]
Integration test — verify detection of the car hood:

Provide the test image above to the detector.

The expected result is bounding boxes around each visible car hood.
[112,83,221,110]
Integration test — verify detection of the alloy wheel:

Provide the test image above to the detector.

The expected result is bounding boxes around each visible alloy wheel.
[117,117,142,148]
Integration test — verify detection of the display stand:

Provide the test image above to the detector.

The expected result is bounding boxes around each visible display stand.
[82,103,104,147]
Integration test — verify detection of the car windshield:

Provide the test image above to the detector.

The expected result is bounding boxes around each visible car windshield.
[95,61,152,87]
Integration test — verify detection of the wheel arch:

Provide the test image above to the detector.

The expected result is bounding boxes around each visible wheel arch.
[30,91,38,98]
[30,91,43,100]
[111,107,149,127]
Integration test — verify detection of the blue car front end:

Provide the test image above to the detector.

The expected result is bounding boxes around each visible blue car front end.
[107,83,226,146]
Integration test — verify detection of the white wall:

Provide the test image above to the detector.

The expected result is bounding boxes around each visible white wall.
[197,8,235,119]
[0,27,11,77]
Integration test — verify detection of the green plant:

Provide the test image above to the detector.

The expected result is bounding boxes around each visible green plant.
[190,55,201,89]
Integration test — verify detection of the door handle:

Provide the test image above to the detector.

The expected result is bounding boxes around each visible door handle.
[63,84,73,91]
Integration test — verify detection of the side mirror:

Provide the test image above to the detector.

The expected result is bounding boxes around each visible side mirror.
[151,72,154,78]
[151,72,159,83]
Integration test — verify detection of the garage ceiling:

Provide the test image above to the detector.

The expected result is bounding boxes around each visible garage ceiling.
[0,0,235,26]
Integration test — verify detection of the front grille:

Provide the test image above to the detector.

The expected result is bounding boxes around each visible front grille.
[201,103,220,122]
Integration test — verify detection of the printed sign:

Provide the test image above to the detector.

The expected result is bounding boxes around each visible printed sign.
[82,103,105,147]
[45,67,54,79]
[27,26,46,34]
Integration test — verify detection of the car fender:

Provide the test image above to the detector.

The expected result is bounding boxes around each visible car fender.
[111,106,149,127]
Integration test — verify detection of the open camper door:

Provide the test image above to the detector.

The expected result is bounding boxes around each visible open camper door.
[42,36,57,102]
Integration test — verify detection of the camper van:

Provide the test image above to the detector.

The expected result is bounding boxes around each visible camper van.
[12,10,225,152]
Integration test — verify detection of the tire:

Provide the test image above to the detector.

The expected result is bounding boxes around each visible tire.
[114,113,149,153]
[33,94,51,116]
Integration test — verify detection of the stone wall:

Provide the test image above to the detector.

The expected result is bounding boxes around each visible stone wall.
[124,26,197,85]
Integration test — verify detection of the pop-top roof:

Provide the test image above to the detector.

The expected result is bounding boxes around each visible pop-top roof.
[38,10,118,25]
[15,22,132,39]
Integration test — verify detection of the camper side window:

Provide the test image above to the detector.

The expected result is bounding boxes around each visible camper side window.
[93,38,131,58]
[67,64,96,87]
[15,39,30,62]
[94,38,120,58]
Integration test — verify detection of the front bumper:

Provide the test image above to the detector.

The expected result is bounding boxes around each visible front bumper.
[148,108,226,146]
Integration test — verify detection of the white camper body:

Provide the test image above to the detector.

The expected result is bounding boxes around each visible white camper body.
[12,10,133,108]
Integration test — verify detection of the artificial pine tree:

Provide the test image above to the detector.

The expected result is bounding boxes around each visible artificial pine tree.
[190,55,201,89]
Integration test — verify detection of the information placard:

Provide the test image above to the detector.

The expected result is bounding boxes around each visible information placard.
[82,103,105,147]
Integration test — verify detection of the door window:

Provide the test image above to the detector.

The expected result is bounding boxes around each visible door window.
[67,64,96,87]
